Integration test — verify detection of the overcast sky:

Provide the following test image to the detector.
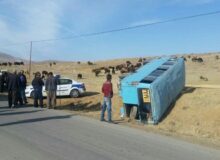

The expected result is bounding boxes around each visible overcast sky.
[0,0,220,61]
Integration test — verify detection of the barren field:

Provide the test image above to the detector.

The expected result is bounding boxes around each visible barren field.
[1,53,220,148]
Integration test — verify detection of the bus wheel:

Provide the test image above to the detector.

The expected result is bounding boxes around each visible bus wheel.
[124,104,131,117]
[130,106,138,119]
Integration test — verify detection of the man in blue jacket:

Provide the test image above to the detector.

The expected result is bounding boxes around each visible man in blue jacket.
[18,70,28,104]
[32,72,44,108]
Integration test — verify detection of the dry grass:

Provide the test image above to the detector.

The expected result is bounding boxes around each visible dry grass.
[1,53,220,148]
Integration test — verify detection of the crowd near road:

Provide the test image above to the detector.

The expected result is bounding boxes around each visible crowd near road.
[0,69,115,123]
[0,70,59,109]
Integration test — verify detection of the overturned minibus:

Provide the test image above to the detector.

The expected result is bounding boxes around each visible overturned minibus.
[119,57,185,124]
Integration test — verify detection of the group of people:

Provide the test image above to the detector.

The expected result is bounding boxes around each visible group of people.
[31,71,57,109]
[2,69,114,122]
[4,70,58,109]
[7,70,28,108]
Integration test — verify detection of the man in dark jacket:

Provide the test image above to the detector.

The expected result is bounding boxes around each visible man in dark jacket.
[0,72,7,92]
[32,72,44,108]
[45,72,57,109]
[18,70,28,104]
[7,71,20,108]
[0,73,3,92]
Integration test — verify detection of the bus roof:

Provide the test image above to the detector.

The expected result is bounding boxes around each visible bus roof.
[121,57,170,83]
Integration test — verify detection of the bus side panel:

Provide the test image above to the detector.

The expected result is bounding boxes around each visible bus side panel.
[121,85,139,105]
[151,59,185,123]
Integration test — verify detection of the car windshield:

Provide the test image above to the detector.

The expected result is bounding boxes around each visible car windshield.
[58,79,72,85]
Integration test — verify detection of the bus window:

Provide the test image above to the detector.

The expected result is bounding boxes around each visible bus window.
[158,65,169,71]
[141,76,157,83]
[163,61,175,65]
[150,69,165,77]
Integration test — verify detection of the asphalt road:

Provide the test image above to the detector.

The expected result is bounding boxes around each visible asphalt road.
[0,100,219,160]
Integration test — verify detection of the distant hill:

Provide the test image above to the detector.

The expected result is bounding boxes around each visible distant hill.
[0,52,25,62]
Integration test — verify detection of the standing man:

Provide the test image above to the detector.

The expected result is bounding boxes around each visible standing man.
[0,72,3,92]
[100,74,113,122]
[7,71,19,108]
[32,72,44,108]
[45,72,57,109]
[0,72,8,92]
[19,70,28,104]
[41,71,48,84]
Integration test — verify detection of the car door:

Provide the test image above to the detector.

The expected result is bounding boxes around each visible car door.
[57,79,72,96]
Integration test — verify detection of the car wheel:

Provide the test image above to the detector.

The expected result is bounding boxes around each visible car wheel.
[70,89,80,98]
[30,91,35,99]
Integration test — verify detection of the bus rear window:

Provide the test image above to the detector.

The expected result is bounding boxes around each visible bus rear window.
[141,76,157,84]
[140,59,175,84]
[158,65,169,70]
[150,69,165,77]
[163,61,174,65]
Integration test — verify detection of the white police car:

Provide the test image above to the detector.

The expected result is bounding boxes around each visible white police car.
[25,78,86,98]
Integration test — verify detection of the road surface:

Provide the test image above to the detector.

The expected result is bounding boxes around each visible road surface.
[0,100,219,160]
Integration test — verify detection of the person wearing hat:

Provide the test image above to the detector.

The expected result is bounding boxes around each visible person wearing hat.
[32,72,44,108]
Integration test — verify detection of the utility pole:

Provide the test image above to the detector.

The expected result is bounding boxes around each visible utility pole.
[29,41,32,79]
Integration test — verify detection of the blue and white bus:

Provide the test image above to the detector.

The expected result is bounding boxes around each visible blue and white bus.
[119,57,185,124]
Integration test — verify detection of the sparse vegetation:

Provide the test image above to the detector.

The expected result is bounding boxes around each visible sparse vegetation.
[1,52,220,147]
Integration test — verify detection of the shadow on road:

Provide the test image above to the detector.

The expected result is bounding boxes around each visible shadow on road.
[0,106,10,109]
[55,91,100,99]
[57,101,101,112]
[0,110,42,116]
[0,104,39,110]
[0,109,12,113]
[0,93,8,101]
[0,115,72,126]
